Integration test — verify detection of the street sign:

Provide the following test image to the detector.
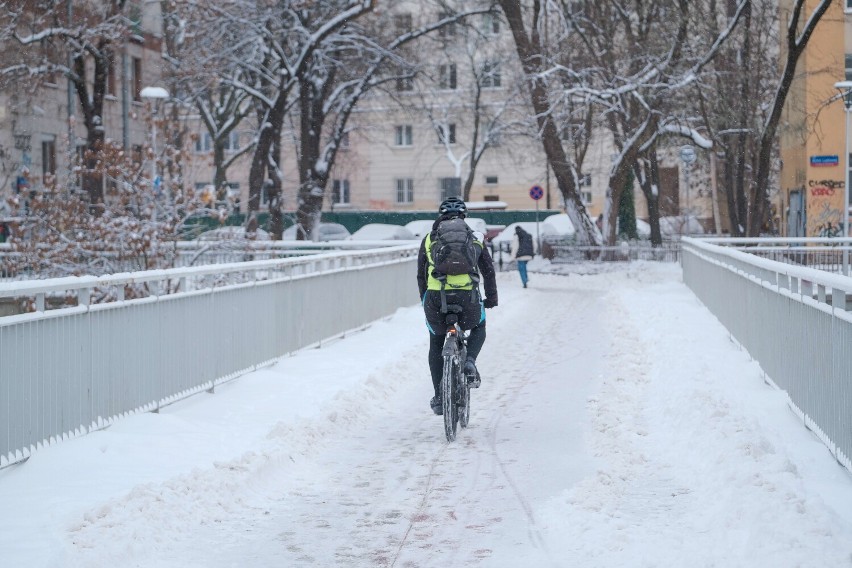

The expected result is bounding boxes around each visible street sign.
[529,185,544,201]
[810,155,839,167]
[679,145,697,164]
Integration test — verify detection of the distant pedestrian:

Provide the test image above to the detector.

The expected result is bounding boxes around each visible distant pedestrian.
[510,225,534,288]
[0,223,8,243]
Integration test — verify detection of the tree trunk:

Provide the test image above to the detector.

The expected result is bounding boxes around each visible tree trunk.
[634,154,664,246]
[247,92,287,223]
[498,0,599,245]
[267,128,284,239]
[296,77,328,241]
[748,0,832,236]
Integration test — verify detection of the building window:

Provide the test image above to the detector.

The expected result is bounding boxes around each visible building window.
[846,53,852,80]
[332,179,350,205]
[395,125,413,146]
[394,13,412,34]
[396,76,414,92]
[396,178,414,203]
[128,1,143,35]
[438,11,457,37]
[483,13,500,35]
[224,131,240,152]
[131,144,143,167]
[581,191,592,204]
[106,58,116,96]
[847,0,852,10]
[440,177,461,200]
[437,123,456,145]
[42,138,56,179]
[579,173,592,186]
[481,61,501,88]
[485,175,498,185]
[195,133,212,153]
[439,63,457,90]
[131,57,142,101]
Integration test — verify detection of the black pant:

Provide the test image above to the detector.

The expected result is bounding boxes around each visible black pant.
[423,289,486,396]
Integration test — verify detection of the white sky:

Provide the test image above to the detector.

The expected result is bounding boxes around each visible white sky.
[2,262,852,567]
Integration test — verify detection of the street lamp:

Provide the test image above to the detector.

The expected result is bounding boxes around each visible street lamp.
[140,86,169,188]
[835,81,852,275]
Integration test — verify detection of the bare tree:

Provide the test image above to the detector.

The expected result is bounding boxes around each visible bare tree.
[746,0,833,236]
[159,1,256,204]
[406,11,526,202]
[286,3,494,240]
[499,0,600,245]
[0,1,135,207]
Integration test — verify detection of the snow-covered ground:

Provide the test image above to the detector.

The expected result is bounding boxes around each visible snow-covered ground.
[2,262,852,567]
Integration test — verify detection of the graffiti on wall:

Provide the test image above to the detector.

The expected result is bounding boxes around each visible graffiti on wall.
[807,179,844,237]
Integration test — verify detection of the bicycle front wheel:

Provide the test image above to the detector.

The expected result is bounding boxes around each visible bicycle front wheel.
[442,354,458,442]
[458,363,470,429]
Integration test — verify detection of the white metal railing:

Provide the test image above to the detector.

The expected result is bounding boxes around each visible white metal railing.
[699,237,852,275]
[0,244,418,467]
[0,240,422,281]
[681,237,852,472]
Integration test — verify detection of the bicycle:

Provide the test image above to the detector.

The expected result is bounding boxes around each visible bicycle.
[440,305,478,442]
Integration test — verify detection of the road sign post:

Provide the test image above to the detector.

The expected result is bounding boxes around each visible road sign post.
[530,185,544,252]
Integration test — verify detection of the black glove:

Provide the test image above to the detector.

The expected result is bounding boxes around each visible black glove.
[484,297,497,309]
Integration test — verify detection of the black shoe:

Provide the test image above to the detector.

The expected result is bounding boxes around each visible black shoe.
[430,396,443,415]
[464,359,481,388]
[523,282,527,288]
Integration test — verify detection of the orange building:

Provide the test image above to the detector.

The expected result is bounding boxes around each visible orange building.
[779,0,850,237]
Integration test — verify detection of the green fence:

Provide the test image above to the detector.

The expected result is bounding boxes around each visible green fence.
[182,209,563,239]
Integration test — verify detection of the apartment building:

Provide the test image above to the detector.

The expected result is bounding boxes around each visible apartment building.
[779,0,848,237]
[184,3,635,219]
[0,2,165,216]
[0,2,712,230]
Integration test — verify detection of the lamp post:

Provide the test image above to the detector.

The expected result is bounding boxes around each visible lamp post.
[835,81,852,275]
[140,86,169,189]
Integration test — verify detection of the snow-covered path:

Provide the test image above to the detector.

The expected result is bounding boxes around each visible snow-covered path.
[3,264,852,567]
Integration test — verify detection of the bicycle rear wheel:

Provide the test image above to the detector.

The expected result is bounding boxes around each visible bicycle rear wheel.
[441,351,459,442]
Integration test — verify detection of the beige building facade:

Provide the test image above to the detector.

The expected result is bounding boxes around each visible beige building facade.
[0,4,166,217]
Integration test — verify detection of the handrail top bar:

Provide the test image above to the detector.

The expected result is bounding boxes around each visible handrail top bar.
[0,243,418,297]
[698,236,852,245]
[682,237,852,290]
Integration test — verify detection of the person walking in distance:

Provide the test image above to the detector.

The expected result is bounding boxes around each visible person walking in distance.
[510,225,534,288]
[417,197,498,415]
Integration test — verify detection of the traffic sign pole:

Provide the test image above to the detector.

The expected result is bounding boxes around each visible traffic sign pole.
[529,185,544,252]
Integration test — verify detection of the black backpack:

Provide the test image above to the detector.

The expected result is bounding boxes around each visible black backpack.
[430,217,481,276]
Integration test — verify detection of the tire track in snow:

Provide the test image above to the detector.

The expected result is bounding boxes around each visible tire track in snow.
[477,281,599,564]
[63,273,604,567]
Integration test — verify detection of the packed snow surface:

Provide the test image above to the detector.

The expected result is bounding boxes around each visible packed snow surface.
[2,262,852,567]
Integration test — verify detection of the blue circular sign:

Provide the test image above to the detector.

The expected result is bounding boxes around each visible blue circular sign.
[529,185,544,200]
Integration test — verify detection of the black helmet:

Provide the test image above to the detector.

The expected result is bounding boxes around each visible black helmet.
[438,196,467,216]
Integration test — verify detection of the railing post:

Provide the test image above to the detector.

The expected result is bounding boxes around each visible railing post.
[78,288,91,307]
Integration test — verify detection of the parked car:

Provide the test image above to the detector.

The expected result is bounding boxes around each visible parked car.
[195,226,271,241]
[403,219,434,239]
[282,222,351,241]
[659,215,705,237]
[541,213,576,238]
[347,223,416,241]
[490,222,552,255]
[404,217,487,240]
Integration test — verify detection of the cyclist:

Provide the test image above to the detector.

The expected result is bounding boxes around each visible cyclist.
[417,197,498,415]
